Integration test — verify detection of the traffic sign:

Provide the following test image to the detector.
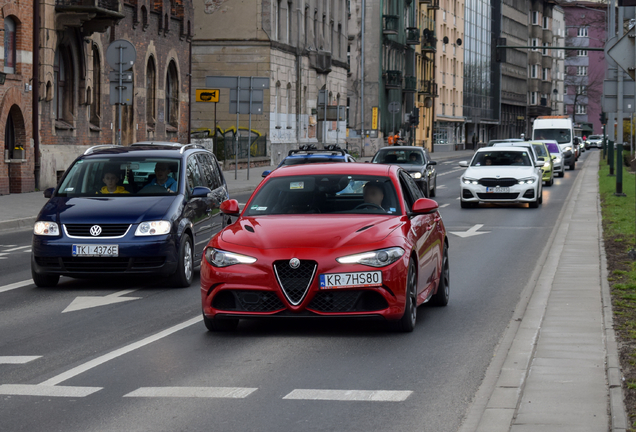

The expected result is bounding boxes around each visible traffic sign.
[388,101,400,114]
[196,89,219,102]
[105,40,136,72]
[607,27,636,80]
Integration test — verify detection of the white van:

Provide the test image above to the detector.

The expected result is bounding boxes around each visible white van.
[532,116,576,170]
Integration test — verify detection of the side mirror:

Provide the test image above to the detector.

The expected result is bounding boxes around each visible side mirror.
[535,160,545,167]
[191,186,211,198]
[428,160,437,166]
[459,161,469,167]
[220,199,240,216]
[412,198,439,215]
[44,188,55,199]
[261,170,271,178]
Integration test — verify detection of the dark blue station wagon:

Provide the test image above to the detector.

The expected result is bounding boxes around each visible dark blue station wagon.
[31,143,229,288]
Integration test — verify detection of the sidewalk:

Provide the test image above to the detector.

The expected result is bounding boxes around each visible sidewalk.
[0,149,475,232]
[459,150,628,432]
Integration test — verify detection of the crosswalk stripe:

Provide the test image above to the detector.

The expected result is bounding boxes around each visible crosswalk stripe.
[3,245,31,252]
[0,279,33,293]
[124,387,257,399]
[0,356,41,364]
[283,389,412,402]
[0,384,102,397]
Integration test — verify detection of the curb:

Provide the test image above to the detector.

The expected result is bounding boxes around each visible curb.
[597,175,630,431]
[0,216,36,233]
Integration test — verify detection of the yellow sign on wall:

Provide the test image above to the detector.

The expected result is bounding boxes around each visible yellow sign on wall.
[372,106,378,130]
[196,89,220,103]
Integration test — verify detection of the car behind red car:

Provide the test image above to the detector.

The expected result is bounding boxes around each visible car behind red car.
[200,163,450,332]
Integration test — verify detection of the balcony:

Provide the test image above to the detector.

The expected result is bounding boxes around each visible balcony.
[384,70,403,89]
[419,0,440,9]
[419,80,438,96]
[383,15,399,36]
[421,29,437,52]
[404,76,417,93]
[406,27,420,45]
[309,51,332,74]
[55,0,124,34]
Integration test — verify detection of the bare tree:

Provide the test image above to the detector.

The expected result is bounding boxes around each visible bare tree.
[564,65,603,123]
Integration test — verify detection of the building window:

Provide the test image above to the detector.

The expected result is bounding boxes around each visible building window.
[304,7,309,47]
[542,43,550,56]
[577,85,587,95]
[274,0,281,41]
[90,45,101,126]
[577,66,588,76]
[4,112,15,159]
[575,104,587,114]
[165,61,179,128]
[275,81,281,127]
[530,91,538,105]
[577,27,588,37]
[530,64,539,78]
[54,47,74,123]
[286,83,292,127]
[531,38,540,51]
[577,49,588,57]
[531,11,539,25]
[543,16,549,29]
[146,57,156,126]
[542,67,548,81]
[4,17,16,74]
[287,1,292,44]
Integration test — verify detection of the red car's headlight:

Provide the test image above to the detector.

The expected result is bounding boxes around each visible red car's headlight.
[204,247,257,267]
[336,247,405,268]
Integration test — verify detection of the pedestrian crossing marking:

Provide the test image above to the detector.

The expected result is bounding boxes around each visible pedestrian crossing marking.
[0,356,41,364]
[124,387,258,399]
[283,389,412,402]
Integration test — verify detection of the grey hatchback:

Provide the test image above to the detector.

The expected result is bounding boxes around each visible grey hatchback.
[371,146,438,197]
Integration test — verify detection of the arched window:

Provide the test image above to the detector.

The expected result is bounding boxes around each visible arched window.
[146,57,156,125]
[4,112,15,159]
[141,6,148,30]
[4,17,16,74]
[54,47,74,123]
[165,61,179,128]
[90,45,101,126]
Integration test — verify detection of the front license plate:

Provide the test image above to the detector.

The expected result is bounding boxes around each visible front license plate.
[486,187,510,193]
[319,271,382,290]
[72,244,119,257]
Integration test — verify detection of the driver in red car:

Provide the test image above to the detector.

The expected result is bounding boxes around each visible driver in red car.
[363,182,385,207]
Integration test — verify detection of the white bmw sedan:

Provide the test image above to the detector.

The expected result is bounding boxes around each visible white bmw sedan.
[458,147,544,208]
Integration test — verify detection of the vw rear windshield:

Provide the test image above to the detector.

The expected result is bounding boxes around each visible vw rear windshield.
[56,158,181,197]
[533,129,571,144]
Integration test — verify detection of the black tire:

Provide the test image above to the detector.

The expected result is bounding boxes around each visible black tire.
[558,170,564,178]
[460,200,473,209]
[391,259,417,332]
[169,234,194,288]
[429,178,436,198]
[431,244,449,307]
[546,175,553,186]
[570,163,575,170]
[203,313,239,331]
[31,269,60,288]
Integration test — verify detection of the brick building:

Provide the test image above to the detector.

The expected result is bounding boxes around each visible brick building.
[0,0,35,194]
[36,0,193,190]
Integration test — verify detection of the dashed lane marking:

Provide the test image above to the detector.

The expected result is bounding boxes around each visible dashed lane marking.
[0,279,33,293]
[0,356,42,364]
[283,389,413,402]
[3,245,31,252]
[439,203,450,208]
[437,168,465,177]
[0,384,101,397]
[124,387,258,399]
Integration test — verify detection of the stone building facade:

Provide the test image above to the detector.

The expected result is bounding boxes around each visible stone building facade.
[191,0,349,167]
[0,0,35,194]
[37,0,193,189]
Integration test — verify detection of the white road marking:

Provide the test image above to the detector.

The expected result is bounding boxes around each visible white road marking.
[124,387,257,399]
[0,384,101,397]
[23,249,31,253]
[39,315,201,386]
[439,203,450,208]
[283,389,412,402]
[0,356,41,364]
[3,245,31,252]
[0,279,33,293]
[449,224,490,238]
[0,245,17,248]
[437,168,465,177]
[62,289,141,313]
[437,185,447,189]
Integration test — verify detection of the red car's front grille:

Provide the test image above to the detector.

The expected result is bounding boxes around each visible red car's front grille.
[212,290,285,312]
[308,290,388,313]
[273,260,317,305]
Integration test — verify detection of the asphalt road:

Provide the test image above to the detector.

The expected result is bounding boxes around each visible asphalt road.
[0,151,594,432]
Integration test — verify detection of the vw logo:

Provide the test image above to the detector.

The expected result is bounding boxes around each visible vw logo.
[89,225,102,237]
[289,258,300,269]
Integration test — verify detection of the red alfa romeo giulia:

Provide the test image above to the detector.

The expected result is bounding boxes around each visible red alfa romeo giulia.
[200,163,450,332]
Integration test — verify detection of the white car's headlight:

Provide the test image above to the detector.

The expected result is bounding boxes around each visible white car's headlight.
[554,157,562,163]
[204,248,257,267]
[543,161,551,168]
[410,172,422,179]
[564,146,572,152]
[34,221,59,236]
[518,177,537,185]
[135,221,171,236]
[336,247,405,268]
[461,177,479,185]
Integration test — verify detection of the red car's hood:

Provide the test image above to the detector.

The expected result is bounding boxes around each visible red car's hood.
[220,215,403,250]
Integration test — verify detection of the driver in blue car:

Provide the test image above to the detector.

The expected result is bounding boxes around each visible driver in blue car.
[142,162,177,193]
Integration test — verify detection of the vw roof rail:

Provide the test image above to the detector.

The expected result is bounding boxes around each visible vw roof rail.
[179,143,206,154]
[83,145,122,155]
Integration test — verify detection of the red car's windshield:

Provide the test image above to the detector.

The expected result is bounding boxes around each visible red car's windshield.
[245,175,400,215]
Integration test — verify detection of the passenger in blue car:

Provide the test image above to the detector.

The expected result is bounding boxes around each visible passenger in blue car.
[142,162,177,193]
[99,167,130,194]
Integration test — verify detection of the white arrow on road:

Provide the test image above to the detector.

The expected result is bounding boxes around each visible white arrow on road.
[449,224,490,238]
[62,289,141,313]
